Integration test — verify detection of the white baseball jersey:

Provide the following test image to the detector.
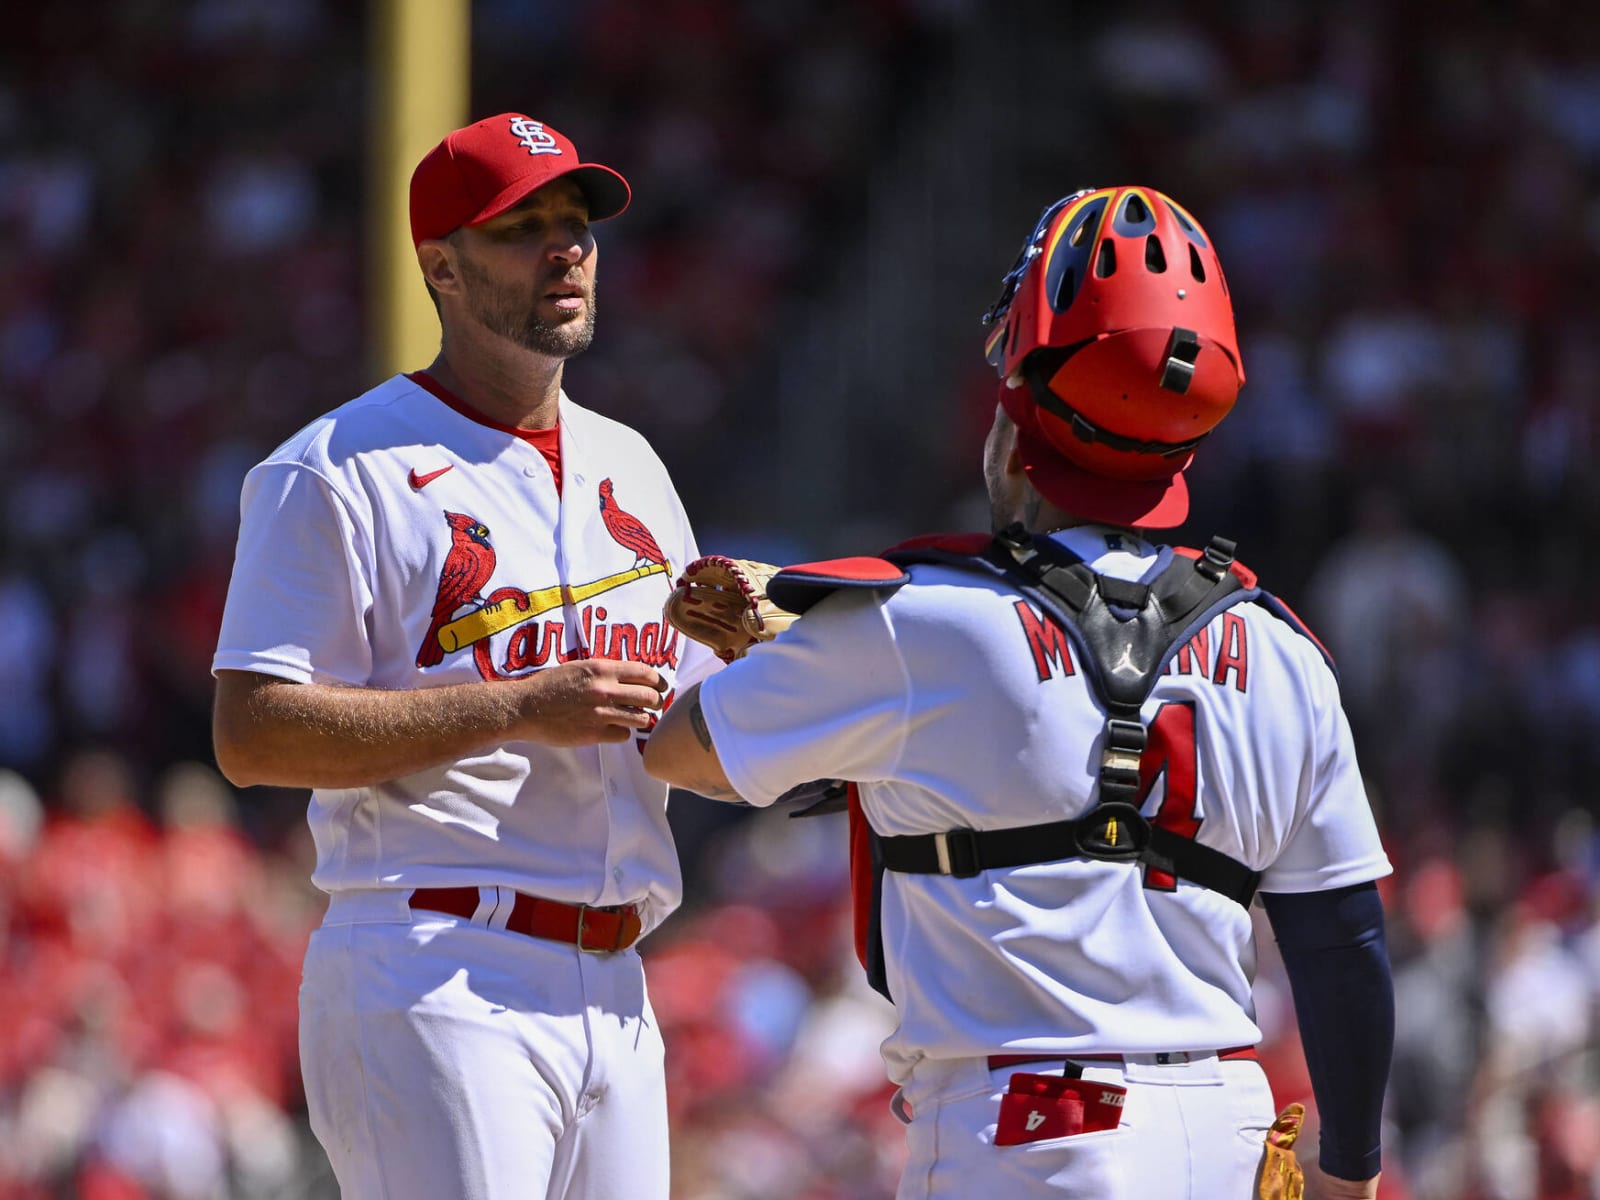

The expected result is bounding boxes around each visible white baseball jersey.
[698,524,1392,1085]
[213,371,716,933]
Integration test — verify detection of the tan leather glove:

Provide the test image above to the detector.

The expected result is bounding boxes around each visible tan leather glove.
[662,556,796,664]
[1257,1103,1306,1200]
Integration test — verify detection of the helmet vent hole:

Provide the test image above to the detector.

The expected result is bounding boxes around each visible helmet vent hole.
[1053,268,1077,311]
[1123,194,1149,224]
[1070,219,1091,247]
[1095,239,1117,278]
[1188,244,1206,282]
[1145,236,1167,273]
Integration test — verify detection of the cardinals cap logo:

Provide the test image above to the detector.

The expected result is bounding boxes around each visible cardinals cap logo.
[509,117,561,156]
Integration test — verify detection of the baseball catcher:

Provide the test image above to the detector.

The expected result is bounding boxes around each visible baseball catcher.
[651,186,1390,1200]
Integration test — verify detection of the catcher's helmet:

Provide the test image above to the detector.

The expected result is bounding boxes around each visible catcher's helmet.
[981,186,1243,527]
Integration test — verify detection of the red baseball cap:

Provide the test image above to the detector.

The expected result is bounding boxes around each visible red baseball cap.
[409,113,631,246]
[999,380,1192,528]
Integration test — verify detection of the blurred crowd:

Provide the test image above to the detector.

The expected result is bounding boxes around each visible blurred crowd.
[2,1,1599,1198]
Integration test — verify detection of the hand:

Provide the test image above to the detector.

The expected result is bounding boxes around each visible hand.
[512,658,667,746]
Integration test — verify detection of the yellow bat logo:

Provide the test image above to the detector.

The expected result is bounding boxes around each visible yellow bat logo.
[436,561,671,653]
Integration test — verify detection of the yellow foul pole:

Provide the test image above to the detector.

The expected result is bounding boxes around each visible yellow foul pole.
[369,0,470,380]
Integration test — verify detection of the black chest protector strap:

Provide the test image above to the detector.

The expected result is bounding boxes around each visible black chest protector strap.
[874,524,1262,908]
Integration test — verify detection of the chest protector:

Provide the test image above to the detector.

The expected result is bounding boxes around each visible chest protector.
[768,525,1333,1002]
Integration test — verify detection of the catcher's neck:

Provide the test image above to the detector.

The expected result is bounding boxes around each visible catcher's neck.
[1020,491,1084,537]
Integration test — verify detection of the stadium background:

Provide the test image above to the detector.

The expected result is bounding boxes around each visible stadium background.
[3,1,1599,1197]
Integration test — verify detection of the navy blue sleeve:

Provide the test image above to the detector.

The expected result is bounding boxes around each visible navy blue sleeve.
[1261,882,1393,1181]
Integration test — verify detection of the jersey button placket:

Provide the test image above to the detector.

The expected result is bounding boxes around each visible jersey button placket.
[595,758,622,901]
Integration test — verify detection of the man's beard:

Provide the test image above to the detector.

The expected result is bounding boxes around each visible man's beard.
[516,298,597,359]
[461,255,597,359]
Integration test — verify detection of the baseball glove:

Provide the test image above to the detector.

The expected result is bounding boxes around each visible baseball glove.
[663,556,797,664]
[1256,1103,1306,1200]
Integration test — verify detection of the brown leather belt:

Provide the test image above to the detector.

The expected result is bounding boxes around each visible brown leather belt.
[408,887,642,954]
[988,1045,1258,1071]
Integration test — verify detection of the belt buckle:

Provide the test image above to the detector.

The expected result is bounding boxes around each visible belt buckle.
[933,829,981,878]
[575,903,621,954]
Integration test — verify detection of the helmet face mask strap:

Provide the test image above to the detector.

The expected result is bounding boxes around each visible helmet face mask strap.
[1023,347,1209,460]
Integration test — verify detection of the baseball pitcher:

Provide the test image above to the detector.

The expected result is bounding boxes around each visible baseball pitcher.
[212,115,717,1200]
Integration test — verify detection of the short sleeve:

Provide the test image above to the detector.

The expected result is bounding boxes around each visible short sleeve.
[695,589,910,805]
[212,461,375,685]
[1258,656,1392,894]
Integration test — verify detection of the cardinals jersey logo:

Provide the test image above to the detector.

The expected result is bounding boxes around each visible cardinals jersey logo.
[414,492,676,679]
[416,511,497,668]
[599,478,668,567]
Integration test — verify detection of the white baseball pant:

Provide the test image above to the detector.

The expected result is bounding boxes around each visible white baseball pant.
[895,1050,1278,1198]
[298,890,668,1200]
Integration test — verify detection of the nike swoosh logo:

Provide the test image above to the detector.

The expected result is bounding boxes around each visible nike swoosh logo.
[409,464,454,490]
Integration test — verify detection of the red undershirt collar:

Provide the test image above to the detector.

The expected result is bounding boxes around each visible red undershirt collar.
[408,370,563,494]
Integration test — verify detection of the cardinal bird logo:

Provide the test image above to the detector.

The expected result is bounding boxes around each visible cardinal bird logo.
[416,511,498,668]
[598,479,667,567]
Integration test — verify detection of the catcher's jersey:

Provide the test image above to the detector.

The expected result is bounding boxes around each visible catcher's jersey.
[698,525,1390,1083]
[213,372,716,934]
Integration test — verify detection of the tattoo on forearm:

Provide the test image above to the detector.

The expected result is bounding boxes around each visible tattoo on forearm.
[689,700,713,751]
[693,781,745,802]
[683,699,740,800]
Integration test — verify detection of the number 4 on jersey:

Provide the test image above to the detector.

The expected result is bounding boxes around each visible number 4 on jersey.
[1137,701,1199,893]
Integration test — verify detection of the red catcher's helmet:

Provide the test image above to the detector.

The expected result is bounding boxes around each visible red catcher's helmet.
[981,187,1244,527]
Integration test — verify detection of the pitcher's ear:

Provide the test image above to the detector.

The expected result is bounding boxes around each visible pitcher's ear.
[417,238,460,295]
